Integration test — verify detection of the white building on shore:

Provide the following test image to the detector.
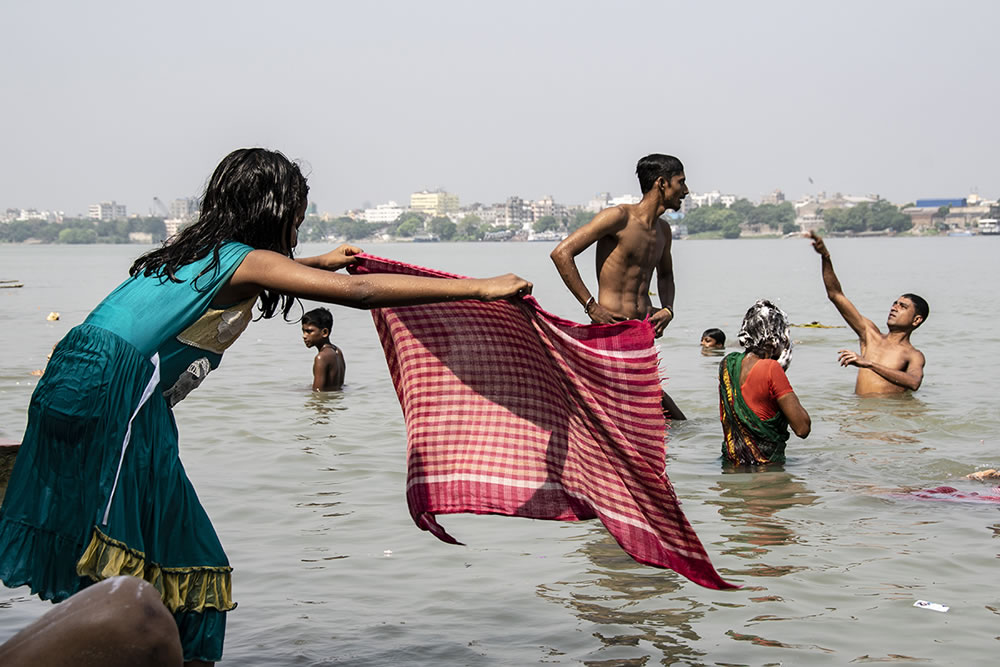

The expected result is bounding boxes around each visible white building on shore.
[88,201,127,221]
[363,201,406,224]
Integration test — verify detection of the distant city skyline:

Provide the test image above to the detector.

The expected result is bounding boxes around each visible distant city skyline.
[6,182,997,223]
[3,1,998,216]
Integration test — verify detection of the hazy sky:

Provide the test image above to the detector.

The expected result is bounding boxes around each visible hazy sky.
[3,1,997,216]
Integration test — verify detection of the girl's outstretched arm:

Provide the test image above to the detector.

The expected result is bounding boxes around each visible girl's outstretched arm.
[223,249,532,308]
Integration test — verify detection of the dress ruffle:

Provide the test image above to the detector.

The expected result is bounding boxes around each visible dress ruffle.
[0,516,89,602]
[77,526,235,613]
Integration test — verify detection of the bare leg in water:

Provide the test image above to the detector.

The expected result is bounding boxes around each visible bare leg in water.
[0,576,185,667]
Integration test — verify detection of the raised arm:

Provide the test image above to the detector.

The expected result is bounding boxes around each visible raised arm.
[808,231,876,339]
[550,207,628,324]
[227,250,531,308]
[650,224,675,337]
[837,348,925,391]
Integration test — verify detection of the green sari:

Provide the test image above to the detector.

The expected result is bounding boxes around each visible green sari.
[718,352,790,465]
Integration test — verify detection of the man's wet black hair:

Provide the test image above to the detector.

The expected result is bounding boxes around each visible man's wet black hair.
[702,328,726,345]
[636,154,684,194]
[902,293,929,324]
[302,307,333,331]
[130,148,309,320]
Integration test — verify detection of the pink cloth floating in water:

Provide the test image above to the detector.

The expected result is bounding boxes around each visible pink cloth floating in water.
[905,486,1000,503]
[349,254,735,590]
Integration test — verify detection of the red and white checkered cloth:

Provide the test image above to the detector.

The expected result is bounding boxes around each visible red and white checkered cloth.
[349,255,735,590]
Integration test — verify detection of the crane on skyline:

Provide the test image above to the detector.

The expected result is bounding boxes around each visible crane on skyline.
[152,196,170,218]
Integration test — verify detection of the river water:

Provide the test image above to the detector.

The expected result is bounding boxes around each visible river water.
[1,237,998,665]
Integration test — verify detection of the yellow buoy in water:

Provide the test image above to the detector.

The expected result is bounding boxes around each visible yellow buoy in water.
[46,312,60,321]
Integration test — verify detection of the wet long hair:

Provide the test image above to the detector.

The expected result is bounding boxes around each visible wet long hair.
[130,148,309,319]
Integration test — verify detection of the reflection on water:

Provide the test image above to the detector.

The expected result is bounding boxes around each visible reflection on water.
[537,526,708,665]
[834,394,928,445]
[708,468,818,578]
[304,390,347,426]
[726,628,835,653]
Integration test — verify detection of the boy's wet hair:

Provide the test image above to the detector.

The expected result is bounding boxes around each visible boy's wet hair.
[302,307,333,331]
[130,148,310,320]
[901,293,929,324]
[636,154,684,194]
[702,328,726,346]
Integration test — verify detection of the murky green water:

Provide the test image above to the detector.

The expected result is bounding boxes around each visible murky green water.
[1,237,997,665]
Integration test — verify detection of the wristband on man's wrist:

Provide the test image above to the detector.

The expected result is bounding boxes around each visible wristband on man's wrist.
[584,296,596,314]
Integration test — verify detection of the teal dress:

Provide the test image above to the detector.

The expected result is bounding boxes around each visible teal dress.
[0,241,255,662]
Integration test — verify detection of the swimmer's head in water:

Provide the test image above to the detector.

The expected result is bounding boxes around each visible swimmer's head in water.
[888,293,928,330]
[701,328,726,349]
[738,299,792,369]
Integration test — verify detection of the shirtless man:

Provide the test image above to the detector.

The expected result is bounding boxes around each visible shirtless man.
[809,231,927,394]
[551,153,687,417]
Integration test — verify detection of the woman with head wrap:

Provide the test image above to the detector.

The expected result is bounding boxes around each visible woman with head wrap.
[718,300,810,465]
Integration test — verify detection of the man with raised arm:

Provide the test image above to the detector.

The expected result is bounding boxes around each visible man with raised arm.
[808,231,927,394]
[551,153,688,418]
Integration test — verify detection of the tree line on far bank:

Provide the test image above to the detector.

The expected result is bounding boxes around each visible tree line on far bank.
[0,199,920,245]
[0,218,167,244]
[296,209,597,243]
[683,199,913,238]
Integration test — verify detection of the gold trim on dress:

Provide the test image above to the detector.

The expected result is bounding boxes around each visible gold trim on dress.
[76,526,236,613]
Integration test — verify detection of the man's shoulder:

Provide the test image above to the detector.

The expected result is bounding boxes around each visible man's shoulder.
[600,204,631,226]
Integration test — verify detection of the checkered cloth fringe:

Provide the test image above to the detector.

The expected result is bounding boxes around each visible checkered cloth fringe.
[349,255,735,590]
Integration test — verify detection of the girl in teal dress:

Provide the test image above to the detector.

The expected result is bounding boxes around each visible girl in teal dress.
[0,148,532,665]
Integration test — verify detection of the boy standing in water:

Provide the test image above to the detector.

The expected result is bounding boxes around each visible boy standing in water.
[808,231,927,394]
[551,153,688,419]
[302,307,345,391]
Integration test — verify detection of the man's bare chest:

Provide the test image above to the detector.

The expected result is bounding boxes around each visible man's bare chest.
[612,228,664,266]
[863,339,910,370]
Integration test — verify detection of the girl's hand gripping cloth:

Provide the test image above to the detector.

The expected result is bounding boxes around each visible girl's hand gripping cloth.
[349,255,736,590]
